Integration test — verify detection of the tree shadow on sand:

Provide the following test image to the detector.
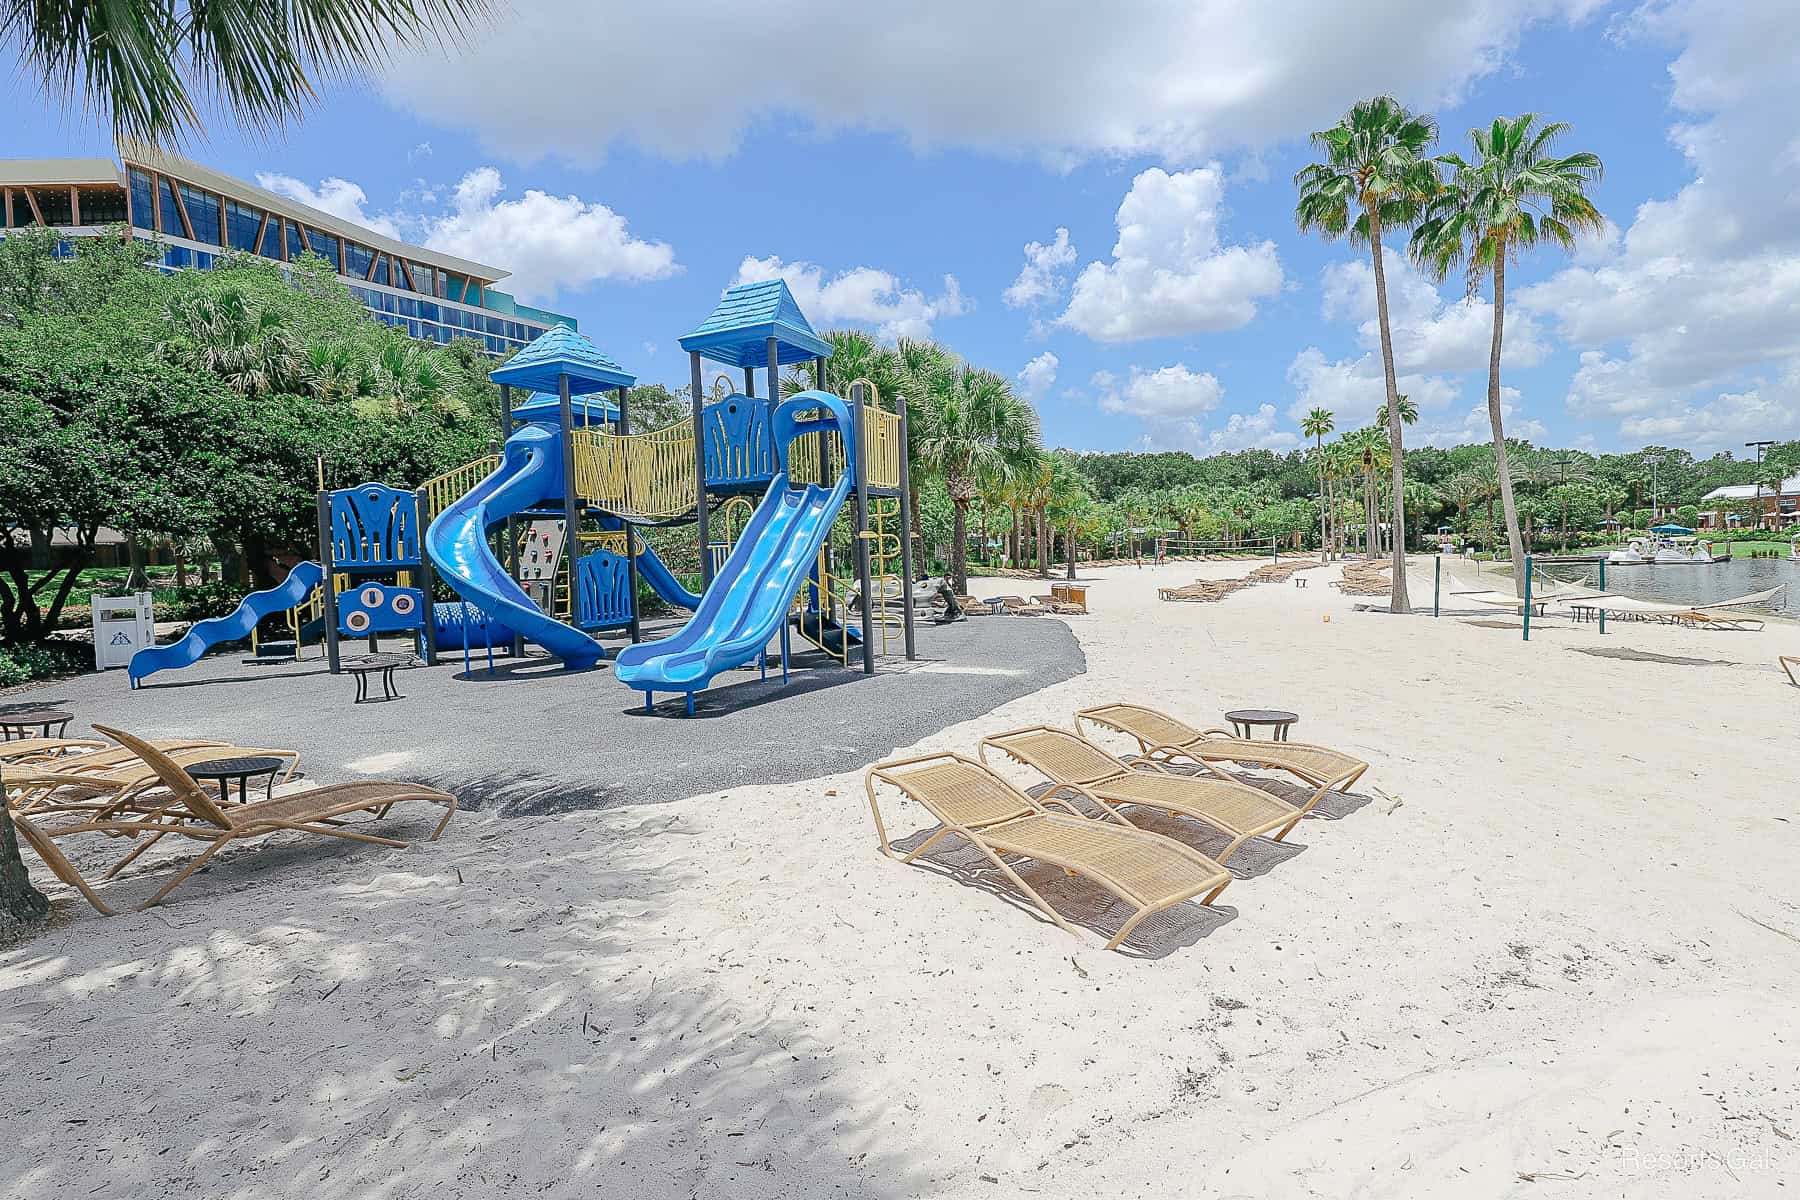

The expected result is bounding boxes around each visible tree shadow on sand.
[0,801,928,1199]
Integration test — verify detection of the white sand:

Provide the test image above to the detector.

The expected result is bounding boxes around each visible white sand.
[5,557,1799,1198]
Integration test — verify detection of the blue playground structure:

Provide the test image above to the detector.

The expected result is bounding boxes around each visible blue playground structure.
[129,277,919,708]
[128,561,327,686]
[614,392,855,714]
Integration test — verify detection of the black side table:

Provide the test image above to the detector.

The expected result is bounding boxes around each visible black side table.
[186,755,286,805]
[0,710,73,741]
[1224,709,1299,741]
[344,653,411,703]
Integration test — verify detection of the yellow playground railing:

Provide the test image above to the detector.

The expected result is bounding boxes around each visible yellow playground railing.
[570,422,699,521]
[420,455,499,521]
[789,401,900,491]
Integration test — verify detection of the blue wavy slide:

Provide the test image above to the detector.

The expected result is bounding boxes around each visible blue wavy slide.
[424,421,605,670]
[129,560,327,686]
[614,392,853,712]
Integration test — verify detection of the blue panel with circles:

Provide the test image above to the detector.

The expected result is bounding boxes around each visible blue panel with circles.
[338,583,426,636]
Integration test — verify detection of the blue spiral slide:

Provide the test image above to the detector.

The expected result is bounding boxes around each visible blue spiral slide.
[614,392,853,713]
[129,560,327,686]
[424,421,607,670]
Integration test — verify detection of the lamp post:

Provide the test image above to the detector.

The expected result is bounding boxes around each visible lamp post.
[1747,439,1774,531]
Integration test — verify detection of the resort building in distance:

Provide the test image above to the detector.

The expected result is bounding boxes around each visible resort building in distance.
[0,143,574,356]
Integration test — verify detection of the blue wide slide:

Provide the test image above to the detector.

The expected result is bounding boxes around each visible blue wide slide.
[424,421,606,670]
[614,392,854,713]
[129,560,327,687]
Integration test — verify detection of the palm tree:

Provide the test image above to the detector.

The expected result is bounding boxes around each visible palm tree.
[1412,113,1604,590]
[1533,450,1593,550]
[1296,96,1439,611]
[911,364,1039,592]
[1043,452,1089,578]
[1374,393,1418,428]
[1759,463,1789,532]
[1301,407,1335,557]
[5,0,488,145]
[158,287,307,396]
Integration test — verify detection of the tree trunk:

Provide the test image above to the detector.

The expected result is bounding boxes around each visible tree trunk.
[1316,451,1328,559]
[1036,510,1050,578]
[1367,210,1412,610]
[174,541,188,589]
[977,512,989,568]
[951,500,969,594]
[0,805,50,944]
[1008,507,1021,569]
[1485,252,1528,592]
[1065,521,1078,580]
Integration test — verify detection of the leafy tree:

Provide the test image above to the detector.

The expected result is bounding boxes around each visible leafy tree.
[1412,113,1604,589]
[1301,407,1335,558]
[910,363,1039,592]
[4,0,489,145]
[1296,96,1439,610]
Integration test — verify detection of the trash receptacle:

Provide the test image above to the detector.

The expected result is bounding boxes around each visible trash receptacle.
[93,592,156,670]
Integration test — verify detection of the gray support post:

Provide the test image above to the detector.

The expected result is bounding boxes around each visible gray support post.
[690,351,711,588]
[317,491,341,673]
[416,487,438,665]
[766,336,779,407]
[850,382,875,674]
[501,384,523,657]
[1433,554,1441,618]
[1597,558,1607,635]
[617,385,641,643]
[1522,555,1533,642]
[896,398,917,659]
[744,367,755,397]
[558,375,579,635]
[815,355,830,484]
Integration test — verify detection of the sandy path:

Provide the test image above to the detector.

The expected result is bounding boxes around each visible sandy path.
[4,557,1798,1198]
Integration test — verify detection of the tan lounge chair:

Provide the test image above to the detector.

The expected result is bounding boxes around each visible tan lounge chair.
[865,751,1231,952]
[1673,609,1764,631]
[1783,656,1800,687]
[10,725,454,915]
[1074,703,1368,816]
[0,736,108,765]
[977,725,1304,864]
[7,737,300,817]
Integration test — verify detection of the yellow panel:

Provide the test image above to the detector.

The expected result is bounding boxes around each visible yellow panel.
[420,456,499,521]
[570,421,698,521]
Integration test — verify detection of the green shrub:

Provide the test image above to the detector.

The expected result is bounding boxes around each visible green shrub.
[166,581,254,623]
[0,642,92,687]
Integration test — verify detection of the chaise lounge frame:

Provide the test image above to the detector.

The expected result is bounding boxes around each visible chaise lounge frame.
[865,751,1231,952]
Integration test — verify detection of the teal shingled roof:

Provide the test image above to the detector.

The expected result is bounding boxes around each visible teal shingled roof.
[677,279,833,368]
[491,325,636,394]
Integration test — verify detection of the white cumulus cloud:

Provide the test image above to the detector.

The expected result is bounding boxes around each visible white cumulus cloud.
[1059,167,1283,343]
[380,0,1600,164]
[1092,363,1289,452]
[421,168,678,302]
[1016,351,1059,397]
[735,255,968,342]
[1004,228,1077,309]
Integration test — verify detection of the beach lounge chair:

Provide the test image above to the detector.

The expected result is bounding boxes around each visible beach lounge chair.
[977,725,1306,864]
[0,736,108,765]
[1672,609,1765,631]
[1074,703,1369,815]
[6,736,301,817]
[9,724,455,916]
[1782,656,1800,687]
[864,751,1231,951]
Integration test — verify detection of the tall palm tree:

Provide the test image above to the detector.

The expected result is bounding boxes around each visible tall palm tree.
[911,364,1039,592]
[1301,407,1335,557]
[1533,450,1592,550]
[158,287,307,396]
[1759,462,1789,532]
[4,0,488,145]
[1296,96,1439,611]
[1412,113,1604,590]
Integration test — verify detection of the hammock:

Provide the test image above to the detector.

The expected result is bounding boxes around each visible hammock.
[1556,582,1787,616]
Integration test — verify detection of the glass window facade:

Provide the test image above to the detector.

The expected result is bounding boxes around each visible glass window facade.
[128,168,155,230]
[180,184,219,244]
[371,254,388,286]
[4,189,30,227]
[344,240,372,279]
[226,201,263,252]
[285,220,307,261]
[307,228,340,269]
[33,187,74,225]
[77,187,127,224]
[158,177,186,237]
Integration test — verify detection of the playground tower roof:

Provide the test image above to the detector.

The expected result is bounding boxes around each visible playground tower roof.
[679,279,832,367]
[492,325,636,394]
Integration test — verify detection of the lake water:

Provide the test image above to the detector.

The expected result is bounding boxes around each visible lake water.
[1536,556,1800,616]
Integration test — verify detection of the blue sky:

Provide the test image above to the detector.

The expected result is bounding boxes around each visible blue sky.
[8,0,1797,458]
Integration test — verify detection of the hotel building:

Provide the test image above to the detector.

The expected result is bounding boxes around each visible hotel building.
[0,143,573,355]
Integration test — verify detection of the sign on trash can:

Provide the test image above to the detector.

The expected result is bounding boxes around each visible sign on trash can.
[93,592,155,670]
